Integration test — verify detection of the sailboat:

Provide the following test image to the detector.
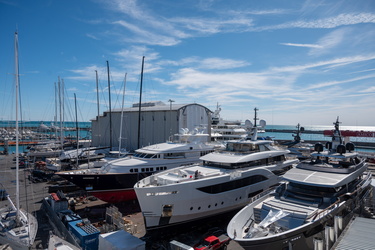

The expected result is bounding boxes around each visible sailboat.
[0,31,38,249]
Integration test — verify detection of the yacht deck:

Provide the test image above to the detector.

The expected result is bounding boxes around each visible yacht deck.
[154,166,223,186]
[258,197,318,219]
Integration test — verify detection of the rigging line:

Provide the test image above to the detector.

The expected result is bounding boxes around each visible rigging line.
[108,67,121,110]
[98,68,109,112]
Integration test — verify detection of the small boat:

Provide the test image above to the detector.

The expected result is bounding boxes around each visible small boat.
[134,108,298,235]
[56,129,221,203]
[280,123,313,160]
[227,117,373,250]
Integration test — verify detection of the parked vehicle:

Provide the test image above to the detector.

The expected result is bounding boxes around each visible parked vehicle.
[194,234,230,250]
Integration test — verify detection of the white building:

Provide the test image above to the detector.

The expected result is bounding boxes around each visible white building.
[91,101,213,151]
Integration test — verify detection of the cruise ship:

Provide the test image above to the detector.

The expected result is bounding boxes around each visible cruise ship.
[134,124,298,234]
[227,117,373,250]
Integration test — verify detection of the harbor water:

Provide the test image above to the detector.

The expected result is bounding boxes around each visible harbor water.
[1,121,375,153]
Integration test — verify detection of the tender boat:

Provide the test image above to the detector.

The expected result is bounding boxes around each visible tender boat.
[134,114,298,235]
[280,123,313,160]
[227,117,373,250]
[56,129,221,203]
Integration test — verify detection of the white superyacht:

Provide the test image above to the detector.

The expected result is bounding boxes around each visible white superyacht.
[57,128,221,203]
[134,118,298,234]
[227,117,372,250]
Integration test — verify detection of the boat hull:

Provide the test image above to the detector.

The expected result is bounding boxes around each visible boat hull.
[89,188,138,203]
[0,209,38,250]
[135,164,294,233]
[58,172,151,203]
[230,179,373,250]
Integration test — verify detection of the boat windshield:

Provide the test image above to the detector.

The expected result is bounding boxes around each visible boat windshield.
[133,153,158,159]
[226,143,259,152]
[288,182,338,196]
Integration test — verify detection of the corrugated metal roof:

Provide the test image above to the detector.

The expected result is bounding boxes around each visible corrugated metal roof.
[334,217,375,249]
[109,103,211,113]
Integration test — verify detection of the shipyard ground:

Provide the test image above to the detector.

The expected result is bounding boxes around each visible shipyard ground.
[0,154,245,249]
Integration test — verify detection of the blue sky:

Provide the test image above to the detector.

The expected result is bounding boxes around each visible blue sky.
[1,0,375,127]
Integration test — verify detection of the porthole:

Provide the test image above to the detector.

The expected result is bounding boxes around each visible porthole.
[190,207,193,210]
[198,207,201,210]
[208,205,211,208]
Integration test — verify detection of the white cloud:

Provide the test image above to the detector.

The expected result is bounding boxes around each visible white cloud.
[359,86,375,93]
[308,28,348,56]
[259,13,375,30]
[86,33,100,40]
[280,43,323,48]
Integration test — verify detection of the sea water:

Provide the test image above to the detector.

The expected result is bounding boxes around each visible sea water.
[264,124,375,143]
[0,120,91,153]
[1,121,375,153]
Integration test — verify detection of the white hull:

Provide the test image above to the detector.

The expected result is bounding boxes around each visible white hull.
[135,160,297,230]
[0,208,38,250]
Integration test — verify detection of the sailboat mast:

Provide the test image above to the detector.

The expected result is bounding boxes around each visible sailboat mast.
[95,70,101,146]
[137,56,145,149]
[95,70,100,118]
[74,93,79,166]
[14,31,20,219]
[54,82,58,138]
[119,73,127,157]
[58,77,63,149]
[107,61,113,150]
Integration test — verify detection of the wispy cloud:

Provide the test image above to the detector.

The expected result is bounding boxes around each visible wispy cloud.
[359,86,375,93]
[169,17,253,34]
[86,33,100,40]
[309,28,348,56]
[263,13,375,30]
[305,74,375,90]
[269,54,375,73]
[97,0,375,49]
[280,43,323,48]
[113,20,181,46]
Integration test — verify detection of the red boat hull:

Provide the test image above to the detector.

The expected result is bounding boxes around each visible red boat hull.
[89,189,138,203]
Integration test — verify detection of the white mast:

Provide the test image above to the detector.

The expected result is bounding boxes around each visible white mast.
[14,31,20,221]
[54,82,58,139]
[58,77,63,149]
[119,73,127,157]
[95,70,101,146]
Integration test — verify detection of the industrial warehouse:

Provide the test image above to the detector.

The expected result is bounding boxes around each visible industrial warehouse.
[91,101,214,151]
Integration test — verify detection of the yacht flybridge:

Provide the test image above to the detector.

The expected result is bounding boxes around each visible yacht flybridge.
[227,117,372,250]
[134,108,298,234]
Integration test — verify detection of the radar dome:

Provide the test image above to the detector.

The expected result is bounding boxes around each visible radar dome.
[259,120,266,128]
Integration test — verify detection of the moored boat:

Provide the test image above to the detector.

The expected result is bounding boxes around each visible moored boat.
[227,117,373,250]
[56,130,221,203]
[134,108,298,236]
